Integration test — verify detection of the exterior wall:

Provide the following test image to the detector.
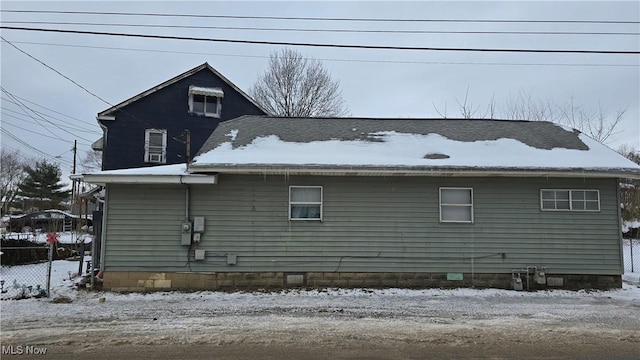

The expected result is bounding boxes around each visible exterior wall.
[101,69,265,170]
[101,175,622,289]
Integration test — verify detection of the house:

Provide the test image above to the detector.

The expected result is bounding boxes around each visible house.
[79,116,640,291]
[84,63,267,273]
[92,63,267,171]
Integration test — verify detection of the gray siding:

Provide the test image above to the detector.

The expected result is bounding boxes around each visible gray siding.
[103,176,622,275]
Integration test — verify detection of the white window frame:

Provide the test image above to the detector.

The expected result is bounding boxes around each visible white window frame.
[439,187,474,223]
[188,86,223,118]
[144,128,167,164]
[289,186,323,221]
[540,189,600,212]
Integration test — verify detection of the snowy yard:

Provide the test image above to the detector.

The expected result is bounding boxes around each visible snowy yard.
[1,252,639,359]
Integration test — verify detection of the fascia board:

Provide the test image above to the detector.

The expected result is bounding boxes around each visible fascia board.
[187,165,640,179]
[80,174,217,185]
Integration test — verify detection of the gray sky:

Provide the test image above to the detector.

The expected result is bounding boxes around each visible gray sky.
[1,1,638,183]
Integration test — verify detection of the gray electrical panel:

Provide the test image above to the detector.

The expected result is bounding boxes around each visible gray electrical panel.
[193,216,205,233]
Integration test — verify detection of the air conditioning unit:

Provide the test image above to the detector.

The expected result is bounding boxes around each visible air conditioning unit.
[148,153,162,163]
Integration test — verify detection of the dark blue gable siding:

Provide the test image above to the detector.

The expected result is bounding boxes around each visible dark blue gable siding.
[101,68,265,170]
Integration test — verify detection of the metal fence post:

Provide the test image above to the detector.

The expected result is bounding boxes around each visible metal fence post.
[46,242,53,297]
[631,239,635,273]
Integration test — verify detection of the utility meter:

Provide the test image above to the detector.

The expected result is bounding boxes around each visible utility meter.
[181,222,192,245]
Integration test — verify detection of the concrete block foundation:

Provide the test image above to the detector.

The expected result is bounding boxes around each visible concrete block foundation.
[102,271,622,292]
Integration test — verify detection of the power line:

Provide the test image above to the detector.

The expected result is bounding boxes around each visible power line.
[1,87,95,143]
[1,115,92,145]
[0,127,73,166]
[2,26,638,54]
[2,108,98,135]
[1,102,101,135]
[4,20,639,36]
[1,36,119,110]
[1,87,66,141]
[2,9,638,24]
[9,40,639,67]
[4,93,101,133]
[0,36,207,148]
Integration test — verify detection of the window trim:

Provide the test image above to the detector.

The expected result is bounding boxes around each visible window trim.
[188,86,223,118]
[144,128,167,164]
[289,186,323,221]
[540,189,600,212]
[439,187,474,224]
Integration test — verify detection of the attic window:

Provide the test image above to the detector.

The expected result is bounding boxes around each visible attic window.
[189,86,223,118]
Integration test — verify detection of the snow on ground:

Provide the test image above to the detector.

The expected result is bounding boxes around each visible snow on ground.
[0,256,89,300]
[1,254,639,358]
[2,231,92,244]
[623,238,640,272]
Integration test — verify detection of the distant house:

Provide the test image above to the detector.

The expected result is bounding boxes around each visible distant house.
[80,117,640,291]
[92,63,267,170]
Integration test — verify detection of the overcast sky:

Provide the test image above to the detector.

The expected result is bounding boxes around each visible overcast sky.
[1,1,638,183]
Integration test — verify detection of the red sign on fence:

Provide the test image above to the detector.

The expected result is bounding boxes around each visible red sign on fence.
[46,232,59,244]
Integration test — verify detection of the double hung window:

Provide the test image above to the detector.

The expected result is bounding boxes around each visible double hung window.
[289,186,322,221]
[440,187,474,223]
[144,129,167,163]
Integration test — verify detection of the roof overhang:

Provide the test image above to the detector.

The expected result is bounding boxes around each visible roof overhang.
[188,165,640,179]
[74,173,218,186]
[189,85,224,97]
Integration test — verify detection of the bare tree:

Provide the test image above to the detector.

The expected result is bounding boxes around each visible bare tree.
[502,89,555,122]
[433,88,497,120]
[249,48,349,117]
[80,150,102,173]
[0,149,28,214]
[437,88,625,144]
[556,97,625,144]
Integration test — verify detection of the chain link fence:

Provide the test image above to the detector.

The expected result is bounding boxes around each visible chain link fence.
[623,238,639,274]
[0,245,51,300]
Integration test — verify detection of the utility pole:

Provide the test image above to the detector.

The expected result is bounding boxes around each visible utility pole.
[71,140,77,208]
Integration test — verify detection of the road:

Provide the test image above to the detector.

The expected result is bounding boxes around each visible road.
[1,287,639,359]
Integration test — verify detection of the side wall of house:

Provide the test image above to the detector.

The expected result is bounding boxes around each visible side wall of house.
[101,175,621,289]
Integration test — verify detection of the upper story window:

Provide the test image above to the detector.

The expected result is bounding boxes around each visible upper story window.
[290,186,323,221]
[144,129,167,164]
[439,187,474,223]
[189,85,223,118]
[541,189,600,211]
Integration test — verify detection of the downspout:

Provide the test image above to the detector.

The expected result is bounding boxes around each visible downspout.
[99,186,109,273]
[90,195,105,289]
[181,176,190,221]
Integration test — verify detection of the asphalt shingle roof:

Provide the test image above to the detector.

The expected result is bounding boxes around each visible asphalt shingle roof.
[197,116,588,155]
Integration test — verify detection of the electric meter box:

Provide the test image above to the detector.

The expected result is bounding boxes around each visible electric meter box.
[193,216,205,233]
[181,222,192,245]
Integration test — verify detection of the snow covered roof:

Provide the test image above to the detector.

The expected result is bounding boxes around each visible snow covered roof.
[189,85,224,97]
[190,116,640,178]
[78,164,217,185]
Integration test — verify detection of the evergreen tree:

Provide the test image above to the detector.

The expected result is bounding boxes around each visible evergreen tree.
[18,160,69,210]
